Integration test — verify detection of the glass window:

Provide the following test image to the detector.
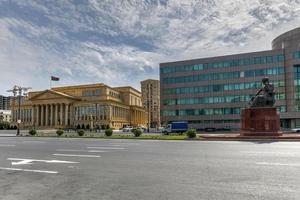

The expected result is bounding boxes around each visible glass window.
[254,57,261,64]
[293,52,300,59]
[277,54,285,62]
[261,56,267,64]
[266,56,273,63]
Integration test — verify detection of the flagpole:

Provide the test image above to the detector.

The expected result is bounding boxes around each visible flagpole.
[50,78,52,89]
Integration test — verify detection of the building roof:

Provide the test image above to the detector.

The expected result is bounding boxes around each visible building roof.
[51,83,106,90]
[141,79,159,83]
[160,49,281,66]
[113,86,141,94]
[29,89,80,100]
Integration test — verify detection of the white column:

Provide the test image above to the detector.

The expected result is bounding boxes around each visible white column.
[55,104,58,126]
[45,104,49,126]
[31,106,35,126]
[41,105,44,126]
[60,104,64,126]
[50,104,53,126]
[36,105,40,126]
[65,104,69,126]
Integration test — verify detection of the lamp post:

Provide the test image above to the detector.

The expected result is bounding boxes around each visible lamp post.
[7,85,31,136]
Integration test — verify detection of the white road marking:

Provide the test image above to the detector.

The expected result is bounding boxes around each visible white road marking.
[256,162,300,167]
[241,151,300,156]
[87,147,125,150]
[88,150,106,153]
[109,143,140,145]
[7,158,79,166]
[53,154,101,158]
[0,144,15,147]
[22,141,46,144]
[56,149,108,153]
[0,167,58,174]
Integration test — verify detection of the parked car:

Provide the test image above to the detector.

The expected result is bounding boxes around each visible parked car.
[136,127,146,132]
[291,128,300,133]
[122,126,133,132]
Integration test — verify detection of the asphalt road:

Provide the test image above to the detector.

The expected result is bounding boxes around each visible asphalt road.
[0,136,300,200]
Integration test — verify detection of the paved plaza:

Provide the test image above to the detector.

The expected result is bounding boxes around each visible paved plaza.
[0,134,300,199]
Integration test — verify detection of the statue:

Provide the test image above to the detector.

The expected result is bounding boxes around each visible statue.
[241,77,281,136]
[248,77,275,108]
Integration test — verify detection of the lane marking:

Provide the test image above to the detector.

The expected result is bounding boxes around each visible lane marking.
[7,158,79,166]
[109,143,140,145]
[256,162,300,167]
[0,144,15,147]
[88,150,106,153]
[87,147,125,150]
[53,154,101,158]
[56,149,108,153]
[0,167,58,174]
[241,151,300,156]
[22,141,46,144]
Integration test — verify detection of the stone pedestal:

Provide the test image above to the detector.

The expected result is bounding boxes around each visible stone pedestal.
[240,107,282,136]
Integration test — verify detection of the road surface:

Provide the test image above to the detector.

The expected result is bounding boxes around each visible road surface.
[0,136,299,199]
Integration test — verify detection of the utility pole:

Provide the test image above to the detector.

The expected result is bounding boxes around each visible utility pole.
[7,85,31,136]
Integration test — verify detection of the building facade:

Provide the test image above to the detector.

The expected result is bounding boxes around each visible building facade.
[10,83,148,129]
[0,110,11,123]
[160,27,300,129]
[0,95,11,110]
[141,79,160,128]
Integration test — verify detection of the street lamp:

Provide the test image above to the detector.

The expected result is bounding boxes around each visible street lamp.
[7,85,31,136]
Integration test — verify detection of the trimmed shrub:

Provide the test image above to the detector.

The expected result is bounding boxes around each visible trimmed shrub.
[29,129,37,136]
[0,122,8,129]
[56,129,64,136]
[132,129,142,137]
[101,124,106,130]
[77,129,85,137]
[185,129,197,138]
[105,129,113,136]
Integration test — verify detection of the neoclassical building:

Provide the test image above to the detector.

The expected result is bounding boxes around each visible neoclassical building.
[10,83,148,129]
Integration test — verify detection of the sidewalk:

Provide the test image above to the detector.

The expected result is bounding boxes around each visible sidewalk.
[200,133,300,140]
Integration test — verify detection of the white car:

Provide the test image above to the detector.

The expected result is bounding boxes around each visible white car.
[122,127,133,132]
[136,127,145,132]
[291,128,300,133]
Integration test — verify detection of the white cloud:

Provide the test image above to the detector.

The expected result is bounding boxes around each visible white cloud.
[0,0,300,95]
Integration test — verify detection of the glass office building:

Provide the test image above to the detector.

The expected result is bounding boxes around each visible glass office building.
[160,27,300,129]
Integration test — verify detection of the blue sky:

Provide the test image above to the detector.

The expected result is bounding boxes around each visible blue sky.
[1,0,300,95]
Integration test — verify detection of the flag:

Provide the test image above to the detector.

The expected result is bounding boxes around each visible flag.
[51,76,60,81]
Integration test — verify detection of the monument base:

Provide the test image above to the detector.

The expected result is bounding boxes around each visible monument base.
[240,107,282,136]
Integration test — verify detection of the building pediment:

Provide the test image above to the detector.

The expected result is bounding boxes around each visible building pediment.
[29,90,80,101]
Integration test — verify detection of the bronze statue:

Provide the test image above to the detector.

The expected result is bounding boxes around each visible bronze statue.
[248,77,275,107]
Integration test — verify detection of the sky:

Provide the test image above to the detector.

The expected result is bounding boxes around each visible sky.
[1,0,300,95]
